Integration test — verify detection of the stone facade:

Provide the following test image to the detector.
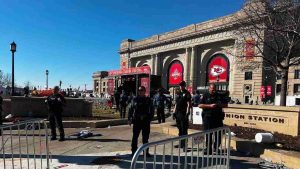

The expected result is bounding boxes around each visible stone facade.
[224,104,300,136]
[118,4,266,103]
[92,71,109,95]
[115,2,299,105]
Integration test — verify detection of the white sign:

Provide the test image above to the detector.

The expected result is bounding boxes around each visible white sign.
[197,86,208,90]
[193,107,203,124]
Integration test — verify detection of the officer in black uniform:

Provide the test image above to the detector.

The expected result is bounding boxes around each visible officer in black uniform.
[128,86,154,157]
[114,90,121,113]
[46,86,66,141]
[120,90,129,119]
[173,81,192,150]
[153,88,167,123]
[199,83,228,154]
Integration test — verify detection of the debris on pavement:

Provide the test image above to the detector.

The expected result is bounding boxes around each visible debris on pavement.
[258,160,288,169]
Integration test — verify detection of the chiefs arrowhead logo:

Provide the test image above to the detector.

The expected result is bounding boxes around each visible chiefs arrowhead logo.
[210,65,226,77]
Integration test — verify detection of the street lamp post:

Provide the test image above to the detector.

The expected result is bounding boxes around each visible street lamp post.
[59,80,62,89]
[46,70,49,89]
[10,42,16,96]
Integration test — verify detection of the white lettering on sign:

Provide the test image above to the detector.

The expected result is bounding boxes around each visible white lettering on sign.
[225,113,286,125]
[171,68,182,80]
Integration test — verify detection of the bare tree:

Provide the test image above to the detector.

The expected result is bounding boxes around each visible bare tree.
[233,0,300,106]
[0,70,12,88]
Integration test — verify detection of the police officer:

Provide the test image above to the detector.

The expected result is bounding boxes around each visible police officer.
[128,86,154,157]
[199,83,228,154]
[173,81,192,150]
[114,90,121,112]
[46,86,66,141]
[120,90,128,119]
[153,88,167,123]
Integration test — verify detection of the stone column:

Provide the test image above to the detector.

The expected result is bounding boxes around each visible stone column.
[190,46,197,89]
[184,48,191,85]
[99,78,102,94]
[93,80,97,93]
[155,54,159,75]
[128,58,132,68]
[151,54,156,75]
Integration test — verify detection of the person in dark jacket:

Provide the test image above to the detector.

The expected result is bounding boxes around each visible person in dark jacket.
[192,90,201,107]
[46,86,66,141]
[199,83,228,155]
[114,90,121,112]
[120,90,129,119]
[153,88,167,123]
[173,81,192,150]
[128,86,154,157]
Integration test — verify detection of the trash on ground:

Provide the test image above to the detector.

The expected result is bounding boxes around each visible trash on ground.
[76,130,93,138]
[258,160,287,169]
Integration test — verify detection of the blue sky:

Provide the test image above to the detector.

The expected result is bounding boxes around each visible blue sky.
[0,0,244,90]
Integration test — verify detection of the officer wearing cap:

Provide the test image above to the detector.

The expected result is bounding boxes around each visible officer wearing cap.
[173,81,192,150]
[45,86,66,141]
[128,86,154,157]
[199,83,228,154]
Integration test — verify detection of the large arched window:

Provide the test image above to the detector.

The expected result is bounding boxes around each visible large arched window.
[207,54,230,90]
[168,60,184,86]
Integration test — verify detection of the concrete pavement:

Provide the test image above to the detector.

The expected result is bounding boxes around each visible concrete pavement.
[1,118,263,169]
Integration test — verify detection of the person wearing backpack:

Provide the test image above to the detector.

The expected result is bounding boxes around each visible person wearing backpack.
[154,88,167,123]
[128,86,154,157]
[119,90,128,119]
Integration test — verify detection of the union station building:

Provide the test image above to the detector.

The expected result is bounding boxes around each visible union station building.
[93,2,300,105]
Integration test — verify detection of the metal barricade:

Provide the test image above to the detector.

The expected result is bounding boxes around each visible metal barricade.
[130,127,231,169]
[0,119,50,169]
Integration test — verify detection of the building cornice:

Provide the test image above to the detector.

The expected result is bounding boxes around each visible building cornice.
[119,11,245,54]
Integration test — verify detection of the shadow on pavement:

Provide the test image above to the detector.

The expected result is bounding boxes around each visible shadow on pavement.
[50,151,260,169]
[0,150,261,169]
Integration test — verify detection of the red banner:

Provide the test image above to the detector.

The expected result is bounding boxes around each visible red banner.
[208,56,228,83]
[245,39,255,60]
[260,86,265,98]
[140,77,150,96]
[107,79,115,95]
[169,62,183,85]
[267,85,272,96]
[108,66,151,76]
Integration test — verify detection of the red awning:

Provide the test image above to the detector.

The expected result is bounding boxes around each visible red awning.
[108,66,151,76]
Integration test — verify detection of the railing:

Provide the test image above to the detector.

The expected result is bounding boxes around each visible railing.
[130,127,231,169]
[0,119,50,169]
